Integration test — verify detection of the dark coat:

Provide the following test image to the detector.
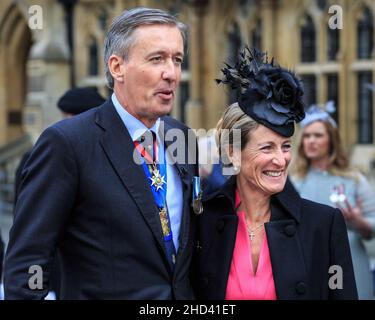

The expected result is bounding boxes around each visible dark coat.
[194,176,358,300]
[4,100,198,299]
[14,150,31,204]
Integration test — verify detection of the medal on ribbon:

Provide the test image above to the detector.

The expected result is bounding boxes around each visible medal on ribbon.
[192,176,203,214]
[159,207,172,240]
[134,132,176,267]
[150,166,166,191]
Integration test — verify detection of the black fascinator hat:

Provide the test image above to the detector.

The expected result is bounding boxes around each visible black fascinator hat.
[216,47,306,137]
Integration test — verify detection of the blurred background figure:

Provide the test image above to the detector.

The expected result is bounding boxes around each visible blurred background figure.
[198,134,227,196]
[291,102,375,300]
[56,87,106,119]
[11,86,105,300]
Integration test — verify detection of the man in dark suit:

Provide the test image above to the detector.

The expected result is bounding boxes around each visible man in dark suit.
[4,7,198,299]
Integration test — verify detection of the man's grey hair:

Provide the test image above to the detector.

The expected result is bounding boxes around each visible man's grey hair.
[104,7,188,89]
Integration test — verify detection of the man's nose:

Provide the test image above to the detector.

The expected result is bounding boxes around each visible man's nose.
[162,59,179,82]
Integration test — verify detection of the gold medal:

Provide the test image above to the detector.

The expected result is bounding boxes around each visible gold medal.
[159,207,171,237]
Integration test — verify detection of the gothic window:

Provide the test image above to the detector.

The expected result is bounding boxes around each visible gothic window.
[357,7,374,60]
[228,23,242,104]
[358,72,373,143]
[88,37,98,76]
[327,74,339,124]
[179,53,190,124]
[301,75,317,107]
[251,19,262,51]
[182,50,189,71]
[179,82,189,124]
[317,0,327,11]
[301,15,316,62]
[98,10,108,31]
[327,25,339,61]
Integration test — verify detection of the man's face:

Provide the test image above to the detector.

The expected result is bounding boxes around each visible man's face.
[113,24,184,127]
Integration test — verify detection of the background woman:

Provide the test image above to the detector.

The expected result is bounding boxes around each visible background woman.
[291,104,375,300]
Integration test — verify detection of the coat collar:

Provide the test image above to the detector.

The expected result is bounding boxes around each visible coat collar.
[203,174,302,223]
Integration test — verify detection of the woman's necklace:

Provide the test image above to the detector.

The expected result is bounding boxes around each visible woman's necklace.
[245,209,270,241]
[246,223,264,241]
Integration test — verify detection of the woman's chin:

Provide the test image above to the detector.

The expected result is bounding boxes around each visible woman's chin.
[261,181,286,195]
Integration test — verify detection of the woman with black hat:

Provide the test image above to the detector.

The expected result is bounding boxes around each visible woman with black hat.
[194,48,357,300]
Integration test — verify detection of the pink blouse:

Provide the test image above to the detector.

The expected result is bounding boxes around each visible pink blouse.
[225,190,277,300]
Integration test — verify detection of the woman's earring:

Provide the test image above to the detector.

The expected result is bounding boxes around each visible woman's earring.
[233,164,240,172]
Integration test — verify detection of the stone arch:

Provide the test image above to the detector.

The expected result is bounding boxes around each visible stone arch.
[0,1,32,145]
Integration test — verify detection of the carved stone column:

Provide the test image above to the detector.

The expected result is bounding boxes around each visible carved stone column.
[24,0,70,143]
[185,0,209,130]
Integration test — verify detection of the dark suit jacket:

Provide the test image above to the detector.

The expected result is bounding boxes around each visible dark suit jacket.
[194,176,358,300]
[4,100,198,299]
[14,150,31,204]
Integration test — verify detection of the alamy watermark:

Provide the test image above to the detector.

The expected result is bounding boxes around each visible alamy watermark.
[28,5,43,30]
[328,265,343,290]
[328,5,343,30]
[28,264,43,290]
[131,123,242,176]
[26,263,344,291]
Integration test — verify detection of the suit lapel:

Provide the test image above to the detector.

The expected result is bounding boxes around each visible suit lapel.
[161,118,192,189]
[161,119,193,264]
[95,101,169,261]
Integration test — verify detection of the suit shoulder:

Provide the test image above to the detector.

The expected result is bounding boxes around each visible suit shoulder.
[163,115,191,132]
[46,107,99,139]
[54,107,98,130]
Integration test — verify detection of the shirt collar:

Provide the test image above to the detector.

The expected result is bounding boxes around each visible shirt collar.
[111,93,160,141]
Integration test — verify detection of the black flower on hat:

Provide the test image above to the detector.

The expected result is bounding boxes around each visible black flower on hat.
[216,47,306,137]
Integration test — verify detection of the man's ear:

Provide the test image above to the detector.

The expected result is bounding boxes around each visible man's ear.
[108,54,125,84]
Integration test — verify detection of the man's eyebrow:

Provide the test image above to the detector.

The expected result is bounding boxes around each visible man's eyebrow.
[146,50,184,57]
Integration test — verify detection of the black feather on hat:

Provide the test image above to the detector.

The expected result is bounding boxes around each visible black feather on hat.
[216,47,306,137]
[57,87,106,115]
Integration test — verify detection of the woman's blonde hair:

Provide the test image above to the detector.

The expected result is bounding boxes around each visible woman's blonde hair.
[216,103,259,167]
[292,120,359,180]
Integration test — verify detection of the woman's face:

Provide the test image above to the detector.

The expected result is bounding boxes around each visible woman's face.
[234,124,292,195]
[302,121,330,161]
